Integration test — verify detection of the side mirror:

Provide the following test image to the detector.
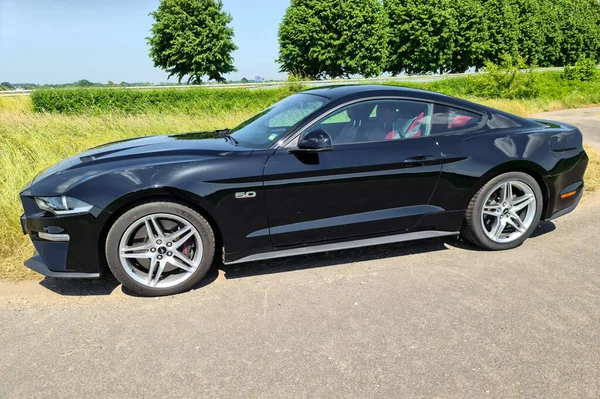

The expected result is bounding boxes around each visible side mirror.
[289,129,333,153]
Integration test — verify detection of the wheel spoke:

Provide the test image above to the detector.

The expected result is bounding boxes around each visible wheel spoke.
[121,252,153,259]
[502,182,513,203]
[168,254,195,273]
[148,216,165,238]
[483,205,501,216]
[144,218,156,240]
[507,212,527,233]
[121,243,153,259]
[165,226,192,242]
[150,260,167,287]
[176,251,197,267]
[512,194,534,212]
[491,218,507,239]
[172,230,195,248]
[146,255,158,285]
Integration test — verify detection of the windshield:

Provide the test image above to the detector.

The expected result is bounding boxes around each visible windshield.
[229,93,328,148]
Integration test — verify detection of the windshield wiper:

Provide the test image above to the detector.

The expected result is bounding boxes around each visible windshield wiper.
[217,128,238,145]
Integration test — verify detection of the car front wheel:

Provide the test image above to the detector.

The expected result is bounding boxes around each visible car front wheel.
[462,172,543,250]
[105,201,215,296]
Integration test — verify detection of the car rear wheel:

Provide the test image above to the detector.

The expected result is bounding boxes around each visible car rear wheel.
[105,201,215,296]
[462,172,543,250]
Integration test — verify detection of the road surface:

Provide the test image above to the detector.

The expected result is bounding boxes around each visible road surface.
[1,108,599,398]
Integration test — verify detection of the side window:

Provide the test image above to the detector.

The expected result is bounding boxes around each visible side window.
[486,113,521,129]
[430,105,483,135]
[307,99,432,145]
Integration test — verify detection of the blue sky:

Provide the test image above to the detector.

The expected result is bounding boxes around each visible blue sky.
[0,0,290,84]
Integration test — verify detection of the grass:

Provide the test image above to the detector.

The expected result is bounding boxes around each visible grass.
[584,145,600,193]
[0,96,33,113]
[1,92,599,281]
[30,86,299,115]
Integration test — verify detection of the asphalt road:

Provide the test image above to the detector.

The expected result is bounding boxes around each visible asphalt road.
[1,108,599,399]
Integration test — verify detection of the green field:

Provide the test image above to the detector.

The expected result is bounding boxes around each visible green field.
[1,75,600,280]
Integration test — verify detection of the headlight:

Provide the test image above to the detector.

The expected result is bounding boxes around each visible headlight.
[35,196,93,215]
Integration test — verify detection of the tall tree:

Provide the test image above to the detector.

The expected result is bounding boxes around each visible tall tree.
[556,0,600,65]
[450,0,489,72]
[385,0,457,75]
[277,0,389,79]
[535,0,564,67]
[147,0,237,83]
[480,0,519,64]
[512,0,545,66]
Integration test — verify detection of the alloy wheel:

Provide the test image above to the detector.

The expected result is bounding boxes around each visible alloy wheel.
[118,213,203,288]
[480,180,537,244]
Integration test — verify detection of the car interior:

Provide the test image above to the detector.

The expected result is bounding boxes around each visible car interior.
[293,99,487,148]
[313,100,433,145]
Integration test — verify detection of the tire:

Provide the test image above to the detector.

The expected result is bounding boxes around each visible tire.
[461,172,543,250]
[105,201,215,296]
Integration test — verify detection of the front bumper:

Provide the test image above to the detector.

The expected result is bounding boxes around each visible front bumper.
[20,196,108,278]
[25,254,100,278]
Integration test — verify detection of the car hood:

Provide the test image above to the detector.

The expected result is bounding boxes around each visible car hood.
[28,131,252,195]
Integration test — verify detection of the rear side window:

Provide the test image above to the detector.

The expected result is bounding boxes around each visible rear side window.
[430,105,483,135]
[486,113,521,129]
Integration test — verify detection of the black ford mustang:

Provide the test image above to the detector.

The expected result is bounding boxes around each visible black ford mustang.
[20,85,588,296]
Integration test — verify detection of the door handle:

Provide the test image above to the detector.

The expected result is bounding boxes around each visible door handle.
[404,155,437,166]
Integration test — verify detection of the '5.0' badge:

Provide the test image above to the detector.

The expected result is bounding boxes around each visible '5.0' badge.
[235,191,256,199]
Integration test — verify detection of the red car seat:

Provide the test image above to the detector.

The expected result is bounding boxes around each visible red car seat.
[448,115,472,129]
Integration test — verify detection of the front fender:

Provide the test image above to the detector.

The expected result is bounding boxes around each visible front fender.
[63,153,275,261]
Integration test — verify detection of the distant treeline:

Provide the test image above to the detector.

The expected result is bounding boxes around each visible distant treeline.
[0,80,170,91]
[0,78,273,91]
[278,0,600,78]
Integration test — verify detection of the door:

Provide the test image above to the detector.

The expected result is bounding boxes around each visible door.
[263,99,444,247]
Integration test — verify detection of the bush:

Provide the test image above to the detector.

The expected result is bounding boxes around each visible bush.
[474,54,539,99]
[31,86,302,115]
[285,74,307,93]
[562,56,599,82]
[418,55,539,99]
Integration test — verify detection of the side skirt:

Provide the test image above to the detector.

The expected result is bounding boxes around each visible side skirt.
[225,230,459,265]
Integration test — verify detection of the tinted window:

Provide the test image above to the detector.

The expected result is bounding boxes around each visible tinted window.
[430,105,483,135]
[307,99,432,145]
[486,113,521,129]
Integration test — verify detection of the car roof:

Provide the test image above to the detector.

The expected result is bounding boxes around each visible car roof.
[303,84,445,100]
[302,84,487,114]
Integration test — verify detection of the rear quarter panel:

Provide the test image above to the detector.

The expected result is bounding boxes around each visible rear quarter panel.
[430,122,586,223]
